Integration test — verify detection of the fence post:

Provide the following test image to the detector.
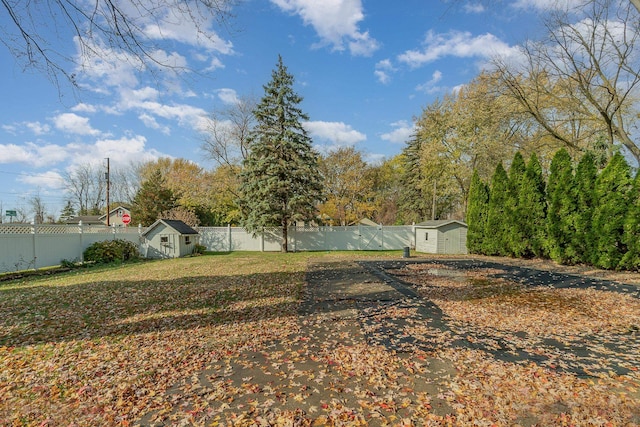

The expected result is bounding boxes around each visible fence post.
[79,221,84,263]
[260,229,265,252]
[31,220,37,270]
[228,224,232,252]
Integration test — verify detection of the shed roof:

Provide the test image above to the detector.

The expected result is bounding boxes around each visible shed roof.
[415,219,467,228]
[142,219,199,236]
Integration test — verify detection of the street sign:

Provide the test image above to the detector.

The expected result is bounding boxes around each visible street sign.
[122,213,131,225]
[6,210,16,217]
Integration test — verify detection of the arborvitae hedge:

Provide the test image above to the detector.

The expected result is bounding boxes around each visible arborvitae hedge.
[546,149,576,264]
[572,152,597,265]
[466,148,640,271]
[484,163,510,256]
[466,170,489,254]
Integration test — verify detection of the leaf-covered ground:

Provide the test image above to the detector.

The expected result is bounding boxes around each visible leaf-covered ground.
[1,253,639,426]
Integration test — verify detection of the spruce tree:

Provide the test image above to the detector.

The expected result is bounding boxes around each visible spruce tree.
[619,170,640,270]
[466,170,489,254]
[546,149,576,264]
[518,153,546,258]
[59,200,76,222]
[573,152,597,264]
[592,152,633,269]
[239,56,323,252]
[131,169,177,226]
[484,163,510,256]
[506,152,526,256]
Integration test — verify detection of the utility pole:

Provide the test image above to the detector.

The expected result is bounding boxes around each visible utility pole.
[105,158,110,226]
[432,180,437,220]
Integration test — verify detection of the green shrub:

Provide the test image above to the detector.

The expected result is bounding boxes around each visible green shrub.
[83,239,140,264]
[60,258,79,269]
[193,244,207,255]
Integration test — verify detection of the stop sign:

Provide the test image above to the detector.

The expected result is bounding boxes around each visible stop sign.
[122,213,131,225]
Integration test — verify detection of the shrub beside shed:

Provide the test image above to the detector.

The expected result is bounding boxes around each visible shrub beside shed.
[141,219,200,259]
[414,220,468,254]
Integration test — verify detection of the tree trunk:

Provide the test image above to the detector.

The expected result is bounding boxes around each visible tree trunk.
[281,219,288,253]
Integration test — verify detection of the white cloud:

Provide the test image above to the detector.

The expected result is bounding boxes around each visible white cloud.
[381,120,415,144]
[512,0,584,10]
[25,121,51,135]
[67,135,165,169]
[464,3,485,13]
[217,88,239,104]
[0,142,69,167]
[2,124,17,134]
[53,113,101,136]
[71,103,97,113]
[271,0,379,56]
[374,59,396,84]
[18,171,65,189]
[2,121,50,135]
[398,30,519,68]
[142,9,234,54]
[139,113,171,135]
[416,70,445,94]
[304,121,366,146]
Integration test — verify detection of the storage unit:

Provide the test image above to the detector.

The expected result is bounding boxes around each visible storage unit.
[141,219,199,259]
[414,220,468,254]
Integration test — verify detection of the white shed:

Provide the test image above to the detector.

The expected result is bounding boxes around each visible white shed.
[141,219,200,259]
[414,220,468,254]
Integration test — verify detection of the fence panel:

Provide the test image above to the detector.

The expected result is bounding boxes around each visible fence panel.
[0,224,416,271]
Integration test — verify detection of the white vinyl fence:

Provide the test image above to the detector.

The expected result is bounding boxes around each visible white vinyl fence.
[0,223,143,272]
[197,225,414,253]
[0,223,414,272]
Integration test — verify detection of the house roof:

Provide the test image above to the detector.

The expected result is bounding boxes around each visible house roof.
[142,219,199,236]
[64,215,103,225]
[415,219,467,228]
[349,218,379,227]
[98,206,130,220]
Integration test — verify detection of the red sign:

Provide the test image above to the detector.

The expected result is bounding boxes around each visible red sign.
[122,213,131,225]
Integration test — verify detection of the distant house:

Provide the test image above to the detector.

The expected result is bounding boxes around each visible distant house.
[64,215,103,225]
[414,220,468,254]
[348,218,379,227]
[99,206,131,227]
[141,219,200,259]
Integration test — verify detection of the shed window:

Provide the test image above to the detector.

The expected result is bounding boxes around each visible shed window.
[425,232,429,241]
[160,236,168,243]
[185,236,191,244]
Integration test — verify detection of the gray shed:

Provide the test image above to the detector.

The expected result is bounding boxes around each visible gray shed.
[414,220,468,254]
[141,219,200,259]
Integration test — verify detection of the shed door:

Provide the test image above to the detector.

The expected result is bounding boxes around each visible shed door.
[444,228,461,254]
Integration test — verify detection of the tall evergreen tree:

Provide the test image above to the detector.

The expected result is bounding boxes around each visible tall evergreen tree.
[518,153,547,258]
[131,169,177,226]
[59,200,76,222]
[398,132,432,223]
[619,170,640,270]
[239,56,323,252]
[506,152,526,256]
[592,152,633,269]
[466,170,490,254]
[572,152,598,264]
[484,163,510,256]
[545,149,576,263]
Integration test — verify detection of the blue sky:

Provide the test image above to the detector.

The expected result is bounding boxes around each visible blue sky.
[0,0,572,217]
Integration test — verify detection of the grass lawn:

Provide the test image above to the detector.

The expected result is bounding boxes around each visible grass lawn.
[0,251,401,426]
[1,252,639,426]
